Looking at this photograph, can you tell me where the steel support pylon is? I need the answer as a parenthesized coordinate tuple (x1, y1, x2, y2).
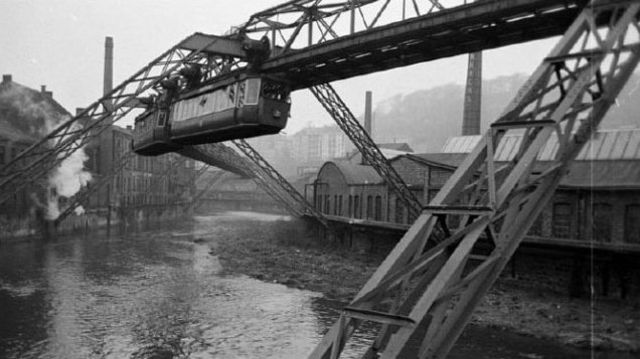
(308, 1, 640, 358)
(310, 84, 423, 218)
(186, 170, 226, 213)
(180, 142, 326, 222)
(232, 139, 329, 227)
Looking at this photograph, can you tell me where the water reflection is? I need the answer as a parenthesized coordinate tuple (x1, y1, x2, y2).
(0, 212, 633, 359)
(0, 215, 326, 358)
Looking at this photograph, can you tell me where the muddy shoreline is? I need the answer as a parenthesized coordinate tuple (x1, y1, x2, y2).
(205, 218, 639, 354)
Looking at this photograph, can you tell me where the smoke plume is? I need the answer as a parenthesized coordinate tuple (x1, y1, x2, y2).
(0, 85, 93, 220)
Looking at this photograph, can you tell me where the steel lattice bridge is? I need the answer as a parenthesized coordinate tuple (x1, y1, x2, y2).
(2, 0, 640, 357)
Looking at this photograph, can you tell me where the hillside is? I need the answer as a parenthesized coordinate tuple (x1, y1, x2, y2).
(371, 73, 640, 152)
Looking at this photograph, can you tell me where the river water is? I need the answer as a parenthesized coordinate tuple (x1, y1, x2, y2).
(0, 212, 630, 358)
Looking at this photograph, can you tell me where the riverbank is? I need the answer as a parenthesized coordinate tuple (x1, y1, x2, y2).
(208, 218, 640, 354)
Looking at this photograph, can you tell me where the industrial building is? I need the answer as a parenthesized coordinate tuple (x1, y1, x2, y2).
(0, 74, 67, 222)
(0, 74, 196, 236)
(312, 129, 640, 298)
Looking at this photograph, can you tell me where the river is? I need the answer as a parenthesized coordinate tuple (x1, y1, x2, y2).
(0, 212, 631, 358)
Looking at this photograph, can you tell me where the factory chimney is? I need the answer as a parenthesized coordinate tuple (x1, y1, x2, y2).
(364, 91, 373, 137)
(103, 37, 114, 97)
(462, 52, 482, 135)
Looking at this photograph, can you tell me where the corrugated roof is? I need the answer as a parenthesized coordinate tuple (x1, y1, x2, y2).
(320, 161, 383, 185)
(441, 128, 640, 161)
(561, 160, 640, 189)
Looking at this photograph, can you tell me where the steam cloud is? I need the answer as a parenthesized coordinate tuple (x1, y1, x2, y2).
(0, 85, 92, 220)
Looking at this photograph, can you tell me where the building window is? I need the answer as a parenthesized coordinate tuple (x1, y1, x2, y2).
(338, 195, 343, 216)
(316, 192, 322, 212)
(625, 204, 640, 244)
(592, 203, 612, 242)
(407, 206, 417, 224)
(354, 195, 361, 219)
(333, 195, 338, 215)
(552, 202, 572, 239)
(366, 195, 373, 219)
(0, 145, 5, 166)
(348, 195, 353, 217)
(374, 195, 382, 221)
(395, 198, 404, 224)
(325, 195, 330, 214)
(528, 213, 543, 236)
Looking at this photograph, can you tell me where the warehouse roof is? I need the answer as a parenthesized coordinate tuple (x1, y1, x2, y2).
(441, 128, 640, 161)
(319, 161, 384, 185)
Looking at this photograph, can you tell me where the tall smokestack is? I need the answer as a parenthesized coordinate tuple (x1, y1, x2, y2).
(462, 52, 482, 135)
(364, 91, 373, 137)
(103, 37, 113, 96)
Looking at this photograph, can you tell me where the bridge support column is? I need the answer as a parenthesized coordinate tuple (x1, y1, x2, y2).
(308, 2, 640, 358)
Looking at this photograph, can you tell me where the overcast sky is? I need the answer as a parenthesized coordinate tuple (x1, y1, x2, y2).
(0, 0, 559, 133)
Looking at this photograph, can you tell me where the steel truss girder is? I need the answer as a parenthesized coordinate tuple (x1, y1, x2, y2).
(309, 1, 640, 358)
(310, 83, 423, 218)
(0, 33, 255, 206)
(232, 139, 329, 227)
(244, 0, 452, 52)
(54, 151, 135, 225)
(186, 170, 226, 212)
(178, 143, 322, 221)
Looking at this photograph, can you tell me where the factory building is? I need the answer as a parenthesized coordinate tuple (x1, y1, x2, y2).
(313, 128, 640, 298)
(0, 74, 196, 236)
(0, 74, 68, 221)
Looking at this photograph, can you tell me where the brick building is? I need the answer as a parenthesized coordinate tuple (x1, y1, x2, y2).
(313, 129, 640, 297)
(0, 75, 70, 220)
(85, 123, 196, 210)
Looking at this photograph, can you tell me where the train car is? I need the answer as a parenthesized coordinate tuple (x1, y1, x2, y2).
(169, 74, 290, 145)
(131, 82, 182, 156)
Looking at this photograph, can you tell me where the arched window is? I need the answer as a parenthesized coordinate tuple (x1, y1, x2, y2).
(348, 195, 353, 217)
(354, 195, 361, 219)
(528, 213, 544, 236)
(316, 192, 322, 212)
(395, 198, 404, 224)
(592, 203, 612, 242)
(374, 195, 382, 221)
(325, 195, 331, 214)
(338, 195, 343, 216)
(366, 195, 373, 219)
(552, 203, 572, 238)
(625, 205, 640, 244)
(334, 195, 338, 215)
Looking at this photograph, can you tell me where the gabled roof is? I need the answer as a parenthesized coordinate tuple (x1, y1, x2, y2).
(0, 77, 71, 143)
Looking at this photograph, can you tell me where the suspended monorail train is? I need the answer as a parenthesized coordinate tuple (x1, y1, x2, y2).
(132, 72, 291, 156)
(131, 78, 182, 156)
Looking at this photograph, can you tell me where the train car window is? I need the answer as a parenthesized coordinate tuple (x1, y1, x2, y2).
(237, 81, 246, 107)
(226, 84, 236, 109)
(262, 81, 287, 101)
(157, 112, 166, 127)
(245, 78, 261, 105)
